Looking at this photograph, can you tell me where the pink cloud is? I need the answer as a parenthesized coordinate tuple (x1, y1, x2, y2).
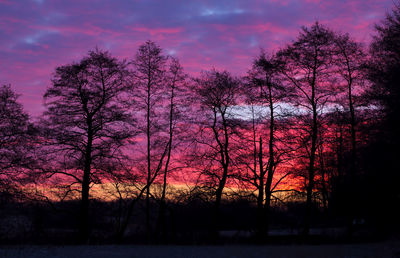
(0, 0, 395, 116)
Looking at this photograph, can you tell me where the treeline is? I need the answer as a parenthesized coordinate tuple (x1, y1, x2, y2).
(1, 6, 399, 244)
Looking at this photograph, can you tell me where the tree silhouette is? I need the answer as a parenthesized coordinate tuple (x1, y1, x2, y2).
(276, 22, 337, 235)
(39, 49, 134, 243)
(130, 40, 169, 241)
(333, 33, 366, 178)
(156, 57, 186, 242)
(0, 85, 32, 201)
(363, 3, 400, 231)
(244, 51, 292, 239)
(1, 12, 399, 244)
(331, 32, 367, 235)
(191, 69, 241, 239)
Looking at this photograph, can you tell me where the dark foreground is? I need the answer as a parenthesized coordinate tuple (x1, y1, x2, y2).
(1, 241, 400, 258)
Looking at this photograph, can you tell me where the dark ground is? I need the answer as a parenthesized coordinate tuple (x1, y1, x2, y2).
(1, 239, 400, 258)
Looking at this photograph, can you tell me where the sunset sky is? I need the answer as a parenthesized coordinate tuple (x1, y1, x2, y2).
(0, 0, 394, 116)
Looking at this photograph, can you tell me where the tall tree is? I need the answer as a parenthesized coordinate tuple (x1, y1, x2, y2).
(40, 49, 133, 243)
(192, 69, 241, 239)
(276, 22, 336, 235)
(130, 40, 168, 240)
(114, 42, 185, 242)
(245, 51, 290, 239)
(0, 85, 32, 201)
(333, 33, 366, 179)
(331, 33, 367, 234)
(156, 57, 186, 242)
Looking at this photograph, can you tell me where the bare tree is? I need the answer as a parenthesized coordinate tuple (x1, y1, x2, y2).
(113, 42, 187, 242)
(333, 34, 366, 178)
(129, 40, 169, 240)
(191, 69, 241, 238)
(39, 49, 134, 243)
(0, 85, 32, 201)
(156, 57, 186, 241)
(243, 51, 293, 239)
(276, 22, 337, 235)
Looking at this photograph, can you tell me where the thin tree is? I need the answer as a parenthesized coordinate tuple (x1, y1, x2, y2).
(245, 51, 290, 239)
(334, 34, 365, 179)
(331, 34, 366, 235)
(192, 69, 240, 239)
(130, 40, 168, 240)
(156, 57, 186, 241)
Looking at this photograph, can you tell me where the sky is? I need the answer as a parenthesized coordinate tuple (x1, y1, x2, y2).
(0, 0, 394, 116)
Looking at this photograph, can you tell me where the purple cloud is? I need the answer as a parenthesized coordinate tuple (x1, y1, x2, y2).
(0, 0, 394, 116)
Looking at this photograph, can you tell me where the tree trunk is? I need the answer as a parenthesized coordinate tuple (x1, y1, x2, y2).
(157, 81, 175, 242)
(256, 137, 265, 240)
(214, 163, 228, 237)
(318, 144, 328, 211)
(79, 120, 93, 243)
(336, 124, 344, 181)
(304, 60, 318, 236)
(146, 81, 151, 242)
(345, 58, 356, 180)
(211, 108, 230, 242)
(304, 102, 317, 236)
(264, 81, 275, 237)
(347, 55, 357, 239)
(116, 180, 150, 241)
